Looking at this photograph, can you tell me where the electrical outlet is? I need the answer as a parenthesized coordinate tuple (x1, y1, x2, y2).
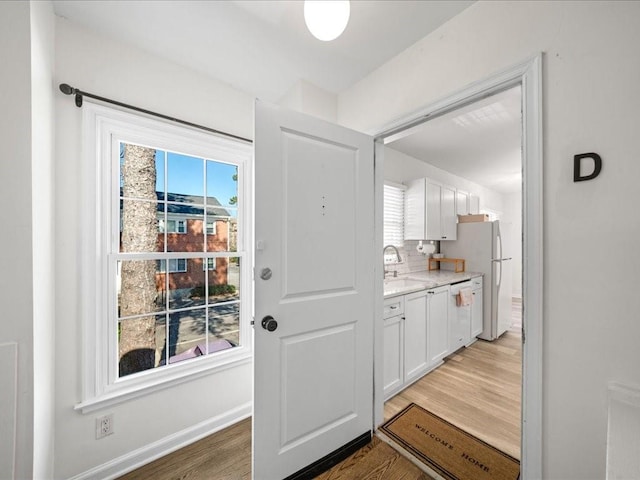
(96, 414, 114, 439)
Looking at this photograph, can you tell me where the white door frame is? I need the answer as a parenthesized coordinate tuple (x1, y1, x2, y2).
(371, 54, 543, 479)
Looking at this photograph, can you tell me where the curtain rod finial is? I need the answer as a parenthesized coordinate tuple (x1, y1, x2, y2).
(59, 83, 74, 95)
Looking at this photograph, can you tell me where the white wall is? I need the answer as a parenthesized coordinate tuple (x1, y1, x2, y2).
(0, 2, 37, 478)
(54, 18, 254, 479)
(384, 146, 505, 213)
(278, 79, 338, 123)
(339, 1, 640, 478)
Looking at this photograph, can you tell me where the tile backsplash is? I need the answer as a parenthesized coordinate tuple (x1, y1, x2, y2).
(383, 240, 439, 276)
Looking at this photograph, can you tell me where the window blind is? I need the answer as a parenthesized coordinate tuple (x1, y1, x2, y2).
(384, 183, 405, 247)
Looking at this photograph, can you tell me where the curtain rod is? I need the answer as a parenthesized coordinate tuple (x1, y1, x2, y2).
(58, 83, 253, 144)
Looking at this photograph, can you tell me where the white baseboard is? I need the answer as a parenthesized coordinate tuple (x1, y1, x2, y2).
(68, 402, 252, 480)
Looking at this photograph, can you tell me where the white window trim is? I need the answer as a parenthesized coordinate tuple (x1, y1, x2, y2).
(77, 102, 253, 414)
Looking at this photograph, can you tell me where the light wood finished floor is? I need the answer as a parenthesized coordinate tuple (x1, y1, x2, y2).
(118, 300, 522, 479)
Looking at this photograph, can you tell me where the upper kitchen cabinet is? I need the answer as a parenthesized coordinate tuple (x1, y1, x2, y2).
(456, 190, 470, 215)
(456, 190, 480, 216)
(469, 194, 480, 214)
(405, 178, 457, 241)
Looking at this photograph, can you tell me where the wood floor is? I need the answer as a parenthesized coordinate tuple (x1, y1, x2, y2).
(119, 300, 522, 479)
(118, 417, 252, 480)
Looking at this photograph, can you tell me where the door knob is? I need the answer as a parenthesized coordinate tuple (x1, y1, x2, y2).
(259, 267, 272, 280)
(261, 315, 278, 332)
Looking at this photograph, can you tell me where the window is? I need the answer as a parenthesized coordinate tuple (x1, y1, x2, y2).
(158, 219, 186, 234)
(79, 102, 253, 412)
(156, 258, 187, 273)
(384, 182, 405, 247)
(203, 257, 216, 271)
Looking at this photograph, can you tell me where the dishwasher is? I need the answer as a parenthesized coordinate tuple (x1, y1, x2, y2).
(449, 280, 473, 351)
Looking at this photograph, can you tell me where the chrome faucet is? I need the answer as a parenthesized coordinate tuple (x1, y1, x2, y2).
(383, 244, 402, 278)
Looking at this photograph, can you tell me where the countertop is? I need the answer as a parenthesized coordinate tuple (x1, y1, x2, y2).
(383, 270, 483, 299)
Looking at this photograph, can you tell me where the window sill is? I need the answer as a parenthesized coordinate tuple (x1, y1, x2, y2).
(75, 347, 252, 414)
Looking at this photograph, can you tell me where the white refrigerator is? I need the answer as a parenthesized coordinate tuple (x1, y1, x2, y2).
(441, 220, 513, 340)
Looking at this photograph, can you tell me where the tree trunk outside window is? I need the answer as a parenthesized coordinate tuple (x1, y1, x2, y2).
(119, 144, 158, 376)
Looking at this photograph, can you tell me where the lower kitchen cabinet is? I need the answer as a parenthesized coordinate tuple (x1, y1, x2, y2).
(383, 297, 404, 399)
(427, 285, 450, 365)
(403, 290, 430, 384)
(383, 285, 451, 400)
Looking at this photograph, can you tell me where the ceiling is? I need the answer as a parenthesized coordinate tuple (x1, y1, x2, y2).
(52, 1, 520, 195)
(387, 86, 523, 194)
(52, 0, 474, 103)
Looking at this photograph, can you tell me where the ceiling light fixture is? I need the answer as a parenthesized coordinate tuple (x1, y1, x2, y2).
(304, 0, 350, 42)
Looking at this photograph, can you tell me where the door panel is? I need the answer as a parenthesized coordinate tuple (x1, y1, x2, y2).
(282, 130, 357, 298)
(281, 323, 356, 448)
(254, 101, 374, 480)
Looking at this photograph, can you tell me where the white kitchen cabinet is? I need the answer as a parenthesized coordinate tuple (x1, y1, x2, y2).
(427, 285, 450, 366)
(456, 190, 470, 215)
(405, 178, 457, 241)
(403, 290, 430, 384)
(456, 190, 481, 216)
(441, 184, 457, 241)
(469, 194, 480, 214)
(470, 276, 483, 339)
(383, 297, 404, 399)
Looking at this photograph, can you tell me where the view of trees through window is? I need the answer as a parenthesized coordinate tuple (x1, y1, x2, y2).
(117, 142, 241, 377)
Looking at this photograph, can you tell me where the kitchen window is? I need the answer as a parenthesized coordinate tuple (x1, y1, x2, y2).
(384, 182, 405, 247)
(78, 102, 253, 412)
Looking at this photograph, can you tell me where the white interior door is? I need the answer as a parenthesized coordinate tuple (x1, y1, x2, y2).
(253, 101, 375, 480)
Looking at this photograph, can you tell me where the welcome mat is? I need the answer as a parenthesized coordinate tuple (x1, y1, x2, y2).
(380, 404, 519, 480)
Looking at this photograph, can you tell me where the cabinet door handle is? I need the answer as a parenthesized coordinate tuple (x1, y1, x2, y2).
(389, 305, 398, 310)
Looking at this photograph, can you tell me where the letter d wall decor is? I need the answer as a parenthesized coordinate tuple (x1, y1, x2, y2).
(574, 152, 602, 182)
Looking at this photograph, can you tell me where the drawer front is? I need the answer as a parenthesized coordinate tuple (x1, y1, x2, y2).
(383, 298, 404, 319)
(471, 276, 483, 289)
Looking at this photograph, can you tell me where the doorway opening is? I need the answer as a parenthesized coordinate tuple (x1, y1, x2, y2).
(382, 83, 522, 456)
(373, 55, 542, 479)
